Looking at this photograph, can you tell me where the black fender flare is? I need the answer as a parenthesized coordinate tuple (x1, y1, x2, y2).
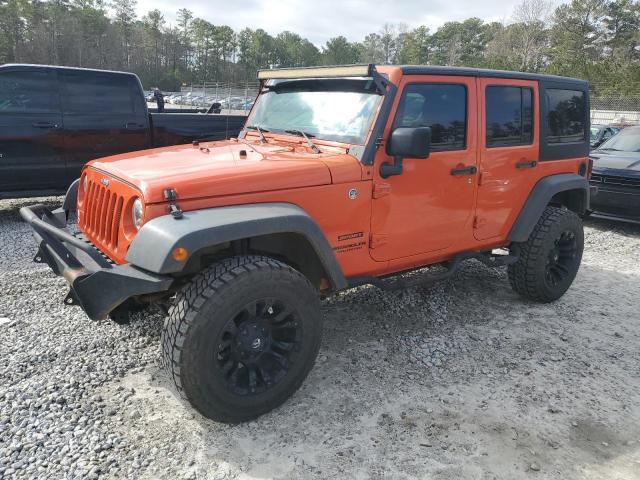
(62, 178, 80, 213)
(126, 202, 348, 290)
(508, 173, 589, 243)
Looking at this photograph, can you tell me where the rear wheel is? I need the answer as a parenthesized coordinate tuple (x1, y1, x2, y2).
(508, 206, 584, 302)
(161, 255, 322, 423)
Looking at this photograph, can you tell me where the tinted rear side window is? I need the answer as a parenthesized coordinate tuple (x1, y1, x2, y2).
(0, 70, 60, 114)
(62, 71, 137, 115)
(546, 89, 585, 144)
(486, 86, 533, 147)
(393, 84, 466, 151)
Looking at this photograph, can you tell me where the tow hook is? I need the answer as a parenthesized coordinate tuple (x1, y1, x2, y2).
(164, 188, 184, 219)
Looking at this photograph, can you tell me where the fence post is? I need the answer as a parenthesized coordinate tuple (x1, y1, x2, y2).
(244, 79, 249, 112)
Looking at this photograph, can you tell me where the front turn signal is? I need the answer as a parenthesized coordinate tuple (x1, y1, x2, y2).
(172, 247, 188, 262)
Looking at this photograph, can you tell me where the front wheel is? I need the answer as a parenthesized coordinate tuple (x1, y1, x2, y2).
(508, 206, 584, 302)
(162, 256, 322, 423)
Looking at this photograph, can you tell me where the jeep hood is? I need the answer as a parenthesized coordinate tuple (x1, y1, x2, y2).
(88, 140, 362, 203)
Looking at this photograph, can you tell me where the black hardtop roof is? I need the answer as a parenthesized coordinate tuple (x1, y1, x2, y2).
(1, 63, 139, 78)
(2, 63, 588, 88)
(398, 65, 588, 87)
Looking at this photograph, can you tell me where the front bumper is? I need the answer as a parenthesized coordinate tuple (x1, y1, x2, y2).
(20, 204, 173, 320)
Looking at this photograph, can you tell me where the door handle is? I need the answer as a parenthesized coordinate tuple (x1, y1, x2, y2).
(32, 121, 59, 129)
(516, 160, 537, 169)
(124, 122, 144, 130)
(450, 165, 477, 176)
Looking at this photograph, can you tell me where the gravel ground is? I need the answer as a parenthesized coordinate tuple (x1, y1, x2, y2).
(1, 197, 639, 480)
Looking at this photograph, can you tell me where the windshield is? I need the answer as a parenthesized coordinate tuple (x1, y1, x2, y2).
(590, 127, 601, 142)
(247, 79, 382, 145)
(598, 127, 640, 152)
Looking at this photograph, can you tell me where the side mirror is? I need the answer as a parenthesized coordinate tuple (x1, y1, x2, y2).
(388, 127, 431, 158)
(380, 127, 431, 178)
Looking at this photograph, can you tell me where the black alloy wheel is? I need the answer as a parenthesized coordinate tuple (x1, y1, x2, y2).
(544, 230, 578, 288)
(217, 299, 302, 396)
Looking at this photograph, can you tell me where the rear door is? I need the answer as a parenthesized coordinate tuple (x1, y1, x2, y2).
(60, 70, 150, 182)
(474, 78, 539, 240)
(0, 67, 66, 192)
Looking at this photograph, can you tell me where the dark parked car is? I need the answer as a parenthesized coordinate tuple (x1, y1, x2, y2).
(589, 125, 640, 223)
(590, 124, 620, 149)
(0, 64, 247, 198)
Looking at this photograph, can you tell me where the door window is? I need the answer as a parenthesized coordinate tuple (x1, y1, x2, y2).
(0, 70, 60, 114)
(393, 84, 467, 152)
(486, 86, 533, 147)
(62, 71, 137, 115)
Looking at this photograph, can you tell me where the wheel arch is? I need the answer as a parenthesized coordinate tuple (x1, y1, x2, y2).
(241, 231, 331, 290)
(548, 188, 587, 214)
(508, 173, 589, 243)
(126, 203, 347, 292)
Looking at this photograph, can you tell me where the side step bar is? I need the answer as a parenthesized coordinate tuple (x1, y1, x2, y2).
(348, 251, 518, 291)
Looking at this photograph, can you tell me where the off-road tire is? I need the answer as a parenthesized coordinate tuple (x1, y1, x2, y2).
(508, 206, 584, 303)
(161, 255, 322, 423)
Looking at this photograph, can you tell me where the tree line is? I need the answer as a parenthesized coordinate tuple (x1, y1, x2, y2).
(0, 0, 638, 96)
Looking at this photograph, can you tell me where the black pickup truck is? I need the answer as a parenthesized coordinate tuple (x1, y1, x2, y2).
(0, 64, 247, 198)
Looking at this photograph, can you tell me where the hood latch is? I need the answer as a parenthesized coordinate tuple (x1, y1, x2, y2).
(164, 188, 183, 219)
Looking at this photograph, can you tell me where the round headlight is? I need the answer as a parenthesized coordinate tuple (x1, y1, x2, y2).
(132, 198, 144, 230)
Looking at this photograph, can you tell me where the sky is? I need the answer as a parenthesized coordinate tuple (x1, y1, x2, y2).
(134, 0, 528, 47)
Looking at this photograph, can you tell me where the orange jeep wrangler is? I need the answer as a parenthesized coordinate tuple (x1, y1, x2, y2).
(22, 64, 592, 423)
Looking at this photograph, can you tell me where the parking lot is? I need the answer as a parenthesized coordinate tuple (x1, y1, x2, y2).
(1, 196, 639, 480)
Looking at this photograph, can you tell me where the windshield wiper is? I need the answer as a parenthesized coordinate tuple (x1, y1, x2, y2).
(246, 125, 268, 143)
(285, 129, 322, 154)
(597, 147, 621, 152)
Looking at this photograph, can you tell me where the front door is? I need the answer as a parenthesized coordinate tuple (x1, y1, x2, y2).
(0, 68, 66, 192)
(474, 78, 539, 240)
(370, 76, 478, 261)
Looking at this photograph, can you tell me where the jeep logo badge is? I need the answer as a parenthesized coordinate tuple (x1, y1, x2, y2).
(100, 178, 109, 187)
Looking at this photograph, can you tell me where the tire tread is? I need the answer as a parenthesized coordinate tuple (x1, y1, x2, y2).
(161, 255, 319, 421)
(508, 206, 583, 302)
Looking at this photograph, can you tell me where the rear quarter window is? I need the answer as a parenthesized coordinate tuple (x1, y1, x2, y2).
(546, 89, 585, 144)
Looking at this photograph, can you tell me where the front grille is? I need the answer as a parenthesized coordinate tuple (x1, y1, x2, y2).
(591, 173, 640, 188)
(80, 179, 125, 251)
